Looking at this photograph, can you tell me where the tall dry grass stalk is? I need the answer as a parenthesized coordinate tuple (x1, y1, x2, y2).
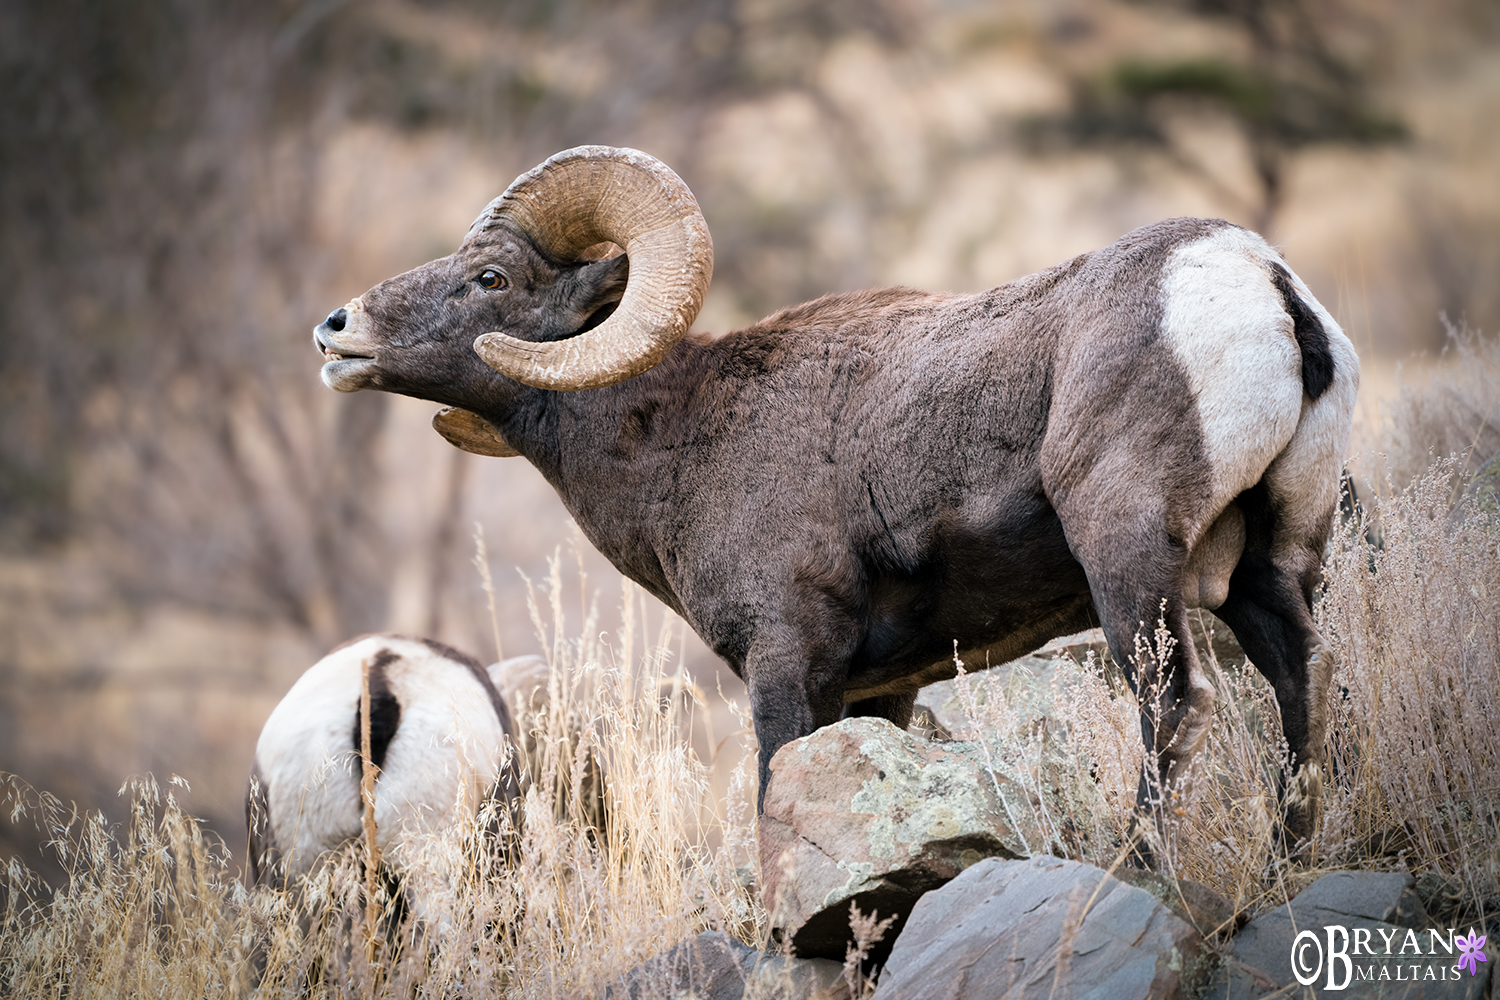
(358, 653, 383, 983)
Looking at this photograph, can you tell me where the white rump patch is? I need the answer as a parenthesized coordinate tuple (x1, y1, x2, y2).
(254, 635, 511, 877)
(1161, 227, 1304, 542)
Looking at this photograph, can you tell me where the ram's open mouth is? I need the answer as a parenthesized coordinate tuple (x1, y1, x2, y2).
(319, 350, 379, 392)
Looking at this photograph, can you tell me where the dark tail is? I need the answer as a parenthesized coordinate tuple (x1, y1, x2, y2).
(1270, 262, 1334, 400)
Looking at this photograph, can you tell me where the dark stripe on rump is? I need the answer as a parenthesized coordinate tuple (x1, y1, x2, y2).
(419, 636, 482, 670)
(465, 659, 522, 808)
(1270, 262, 1333, 401)
(352, 648, 402, 770)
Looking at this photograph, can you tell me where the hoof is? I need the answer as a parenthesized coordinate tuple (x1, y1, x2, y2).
(1276, 762, 1323, 864)
(1123, 817, 1159, 871)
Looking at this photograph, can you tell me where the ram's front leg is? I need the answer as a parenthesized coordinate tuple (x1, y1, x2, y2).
(744, 620, 858, 810)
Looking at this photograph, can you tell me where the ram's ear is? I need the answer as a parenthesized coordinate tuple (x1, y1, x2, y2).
(557, 253, 629, 329)
(432, 407, 519, 457)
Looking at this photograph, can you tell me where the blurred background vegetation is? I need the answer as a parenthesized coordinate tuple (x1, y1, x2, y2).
(2, 0, 1498, 873)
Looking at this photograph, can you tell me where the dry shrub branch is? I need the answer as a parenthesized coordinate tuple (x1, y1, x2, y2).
(1320, 463, 1500, 903)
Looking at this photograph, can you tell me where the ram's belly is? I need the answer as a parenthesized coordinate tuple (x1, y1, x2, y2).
(840, 515, 1094, 703)
(842, 591, 1096, 702)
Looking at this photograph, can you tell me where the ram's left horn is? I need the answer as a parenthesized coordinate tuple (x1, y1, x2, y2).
(432, 407, 520, 458)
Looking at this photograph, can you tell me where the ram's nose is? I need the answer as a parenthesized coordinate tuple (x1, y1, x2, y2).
(325, 307, 348, 332)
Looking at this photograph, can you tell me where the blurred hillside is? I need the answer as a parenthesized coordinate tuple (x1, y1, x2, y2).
(2, 0, 1499, 870)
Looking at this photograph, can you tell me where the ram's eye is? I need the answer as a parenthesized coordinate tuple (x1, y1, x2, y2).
(477, 269, 506, 290)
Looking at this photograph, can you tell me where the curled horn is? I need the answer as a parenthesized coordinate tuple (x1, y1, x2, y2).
(432, 407, 519, 458)
(470, 146, 714, 391)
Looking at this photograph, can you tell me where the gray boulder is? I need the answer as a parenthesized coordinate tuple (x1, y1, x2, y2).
(1204, 870, 1491, 999)
(872, 855, 1207, 1000)
(758, 717, 1029, 961)
(602, 931, 849, 1000)
(909, 623, 1244, 744)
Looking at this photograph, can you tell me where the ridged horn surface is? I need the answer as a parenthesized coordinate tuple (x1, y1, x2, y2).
(431, 407, 520, 458)
(470, 146, 713, 391)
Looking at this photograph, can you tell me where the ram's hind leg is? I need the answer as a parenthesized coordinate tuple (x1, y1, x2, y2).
(1091, 571, 1217, 859)
(1052, 500, 1217, 867)
(1214, 479, 1337, 858)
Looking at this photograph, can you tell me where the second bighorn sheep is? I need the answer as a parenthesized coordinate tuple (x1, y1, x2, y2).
(246, 634, 521, 911)
(313, 146, 1359, 855)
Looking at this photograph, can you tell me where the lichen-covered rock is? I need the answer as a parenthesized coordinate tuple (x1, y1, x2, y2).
(912, 622, 1242, 743)
(1205, 870, 1491, 999)
(602, 931, 849, 1000)
(911, 654, 1063, 739)
(758, 717, 1028, 961)
(871, 856, 1206, 1000)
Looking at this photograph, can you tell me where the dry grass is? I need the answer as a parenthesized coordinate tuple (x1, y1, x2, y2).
(3, 345, 1498, 993)
(1350, 320, 1500, 497)
(1320, 464, 1500, 904)
(1, 553, 763, 998)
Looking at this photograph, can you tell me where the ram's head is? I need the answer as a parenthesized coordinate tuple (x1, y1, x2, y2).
(312, 146, 714, 452)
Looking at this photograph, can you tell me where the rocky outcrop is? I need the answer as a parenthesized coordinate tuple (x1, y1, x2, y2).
(758, 666, 1495, 1000)
(758, 717, 1029, 961)
(1469, 449, 1500, 514)
(910, 653, 1065, 739)
(871, 856, 1207, 1000)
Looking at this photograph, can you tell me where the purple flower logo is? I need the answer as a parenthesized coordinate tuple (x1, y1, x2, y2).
(1456, 929, 1488, 977)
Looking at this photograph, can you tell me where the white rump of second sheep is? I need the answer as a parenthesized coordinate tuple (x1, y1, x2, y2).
(246, 634, 522, 921)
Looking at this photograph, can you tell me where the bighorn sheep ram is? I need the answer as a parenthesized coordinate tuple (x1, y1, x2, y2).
(313, 146, 1358, 854)
(246, 634, 521, 907)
